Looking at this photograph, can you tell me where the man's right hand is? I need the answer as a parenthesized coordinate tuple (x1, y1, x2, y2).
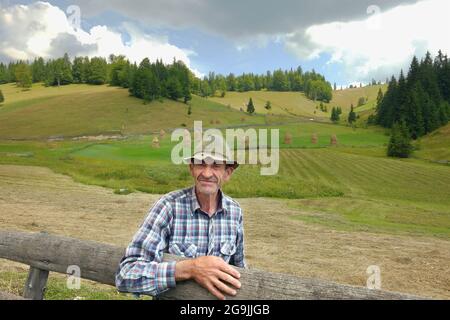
(175, 256, 242, 300)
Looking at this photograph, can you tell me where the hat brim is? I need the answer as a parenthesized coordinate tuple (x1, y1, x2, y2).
(184, 153, 239, 169)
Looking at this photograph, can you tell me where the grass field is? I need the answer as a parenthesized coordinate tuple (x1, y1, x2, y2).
(0, 165, 448, 299)
(0, 133, 448, 237)
(209, 85, 387, 120)
(280, 149, 450, 237)
(0, 119, 391, 199)
(0, 82, 448, 299)
(0, 83, 280, 140)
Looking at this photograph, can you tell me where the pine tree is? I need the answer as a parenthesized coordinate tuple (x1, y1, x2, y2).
(376, 76, 398, 128)
(166, 77, 183, 101)
(31, 57, 46, 83)
(0, 63, 8, 84)
(331, 107, 340, 123)
(387, 121, 413, 158)
(407, 56, 420, 89)
(0, 89, 4, 104)
(265, 101, 272, 110)
(72, 57, 86, 83)
(376, 88, 384, 112)
(15, 63, 32, 89)
(247, 98, 255, 115)
(406, 82, 425, 139)
(394, 70, 408, 124)
(348, 104, 356, 125)
(87, 57, 108, 85)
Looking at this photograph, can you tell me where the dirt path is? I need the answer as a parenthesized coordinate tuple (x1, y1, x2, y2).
(0, 165, 448, 299)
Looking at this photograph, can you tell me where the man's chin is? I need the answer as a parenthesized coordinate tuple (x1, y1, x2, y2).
(196, 184, 219, 195)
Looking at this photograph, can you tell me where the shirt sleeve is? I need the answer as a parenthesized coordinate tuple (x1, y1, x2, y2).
(233, 211, 247, 269)
(115, 198, 177, 296)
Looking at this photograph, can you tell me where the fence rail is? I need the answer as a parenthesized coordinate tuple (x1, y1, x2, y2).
(0, 230, 426, 300)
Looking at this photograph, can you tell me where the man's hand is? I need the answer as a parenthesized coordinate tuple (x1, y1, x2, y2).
(175, 256, 241, 300)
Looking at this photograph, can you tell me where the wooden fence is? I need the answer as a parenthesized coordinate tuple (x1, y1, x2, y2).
(0, 231, 426, 300)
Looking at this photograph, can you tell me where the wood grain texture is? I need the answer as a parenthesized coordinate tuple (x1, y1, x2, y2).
(0, 230, 427, 300)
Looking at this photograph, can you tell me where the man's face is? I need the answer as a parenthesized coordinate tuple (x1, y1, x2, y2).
(190, 161, 234, 196)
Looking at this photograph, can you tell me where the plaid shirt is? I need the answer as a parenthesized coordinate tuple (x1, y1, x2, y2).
(115, 186, 246, 296)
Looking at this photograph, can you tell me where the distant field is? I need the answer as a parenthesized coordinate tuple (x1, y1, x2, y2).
(329, 84, 387, 113)
(210, 91, 325, 119)
(209, 85, 387, 121)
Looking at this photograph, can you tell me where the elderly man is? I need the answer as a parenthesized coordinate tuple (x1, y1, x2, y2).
(116, 138, 246, 300)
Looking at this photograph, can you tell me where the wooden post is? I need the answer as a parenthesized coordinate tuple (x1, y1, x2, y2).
(23, 266, 49, 300)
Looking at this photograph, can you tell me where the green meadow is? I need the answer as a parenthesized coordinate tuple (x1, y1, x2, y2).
(0, 83, 449, 238)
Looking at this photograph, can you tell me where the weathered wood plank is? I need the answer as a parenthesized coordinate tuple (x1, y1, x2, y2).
(0, 230, 427, 300)
(23, 266, 49, 300)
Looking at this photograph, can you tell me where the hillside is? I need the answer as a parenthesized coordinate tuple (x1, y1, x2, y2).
(329, 84, 387, 112)
(209, 85, 387, 120)
(210, 91, 322, 118)
(414, 123, 450, 163)
(0, 83, 273, 139)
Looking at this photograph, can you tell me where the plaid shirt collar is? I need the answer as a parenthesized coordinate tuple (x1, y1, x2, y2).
(190, 186, 227, 216)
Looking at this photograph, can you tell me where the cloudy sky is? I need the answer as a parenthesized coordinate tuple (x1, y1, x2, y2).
(0, 0, 449, 85)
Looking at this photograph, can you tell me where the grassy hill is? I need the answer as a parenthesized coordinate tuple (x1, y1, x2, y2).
(210, 91, 323, 119)
(209, 85, 386, 121)
(329, 84, 387, 113)
(414, 123, 450, 163)
(0, 83, 276, 139)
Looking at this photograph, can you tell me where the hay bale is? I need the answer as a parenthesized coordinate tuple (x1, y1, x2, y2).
(284, 132, 293, 145)
(331, 134, 338, 146)
(311, 134, 318, 145)
(152, 136, 160, 149)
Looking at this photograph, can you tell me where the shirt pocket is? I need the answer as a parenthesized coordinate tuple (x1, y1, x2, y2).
(219, 240, 237, 262)
(169, 242, 198, 258)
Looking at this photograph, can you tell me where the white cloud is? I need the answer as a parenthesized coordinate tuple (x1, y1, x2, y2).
(285, 0, 450, 82)
(0, 1, 202, 77)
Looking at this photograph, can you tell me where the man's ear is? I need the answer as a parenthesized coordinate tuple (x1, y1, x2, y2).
(189, 164, 195, 178)
(223, 167, 234, 182)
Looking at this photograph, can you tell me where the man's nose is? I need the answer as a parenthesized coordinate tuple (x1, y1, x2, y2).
(201, 166, 214, 178)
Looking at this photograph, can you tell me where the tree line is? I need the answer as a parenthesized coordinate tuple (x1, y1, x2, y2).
(0, 56, 333, 103)
(197, 68, 332, 102)
(0, 54, 195, 103)
(376, 50, 450, 139)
